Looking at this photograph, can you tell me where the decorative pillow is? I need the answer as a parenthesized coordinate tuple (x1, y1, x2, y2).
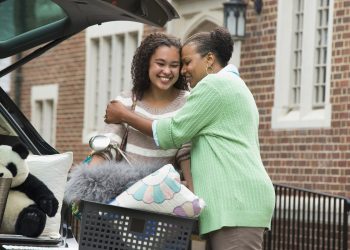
(26, 152, 73, 238)
(109, 164, 205, 218)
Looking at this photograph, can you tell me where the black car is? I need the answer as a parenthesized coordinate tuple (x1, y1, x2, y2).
(0, 0, 179, 247)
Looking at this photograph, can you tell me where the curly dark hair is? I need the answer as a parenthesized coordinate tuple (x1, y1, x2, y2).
(183, 27, 234, 67)
(131, 33, 188, 100)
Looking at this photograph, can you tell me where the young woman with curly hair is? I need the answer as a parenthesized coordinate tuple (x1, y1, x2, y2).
(91, 32, 193, 190)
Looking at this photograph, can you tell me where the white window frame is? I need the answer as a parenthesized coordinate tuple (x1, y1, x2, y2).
(272, 0, 334, 129)
(82, 21, 142, 143)
(31, 84, 58, 147)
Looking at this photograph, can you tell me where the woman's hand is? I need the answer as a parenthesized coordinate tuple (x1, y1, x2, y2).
(105, 100, 154, 137)
(179, 159, 194, 192)
(104, 100, 129, 124)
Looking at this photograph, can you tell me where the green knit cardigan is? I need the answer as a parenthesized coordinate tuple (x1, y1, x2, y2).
(156, 68, 275, 235)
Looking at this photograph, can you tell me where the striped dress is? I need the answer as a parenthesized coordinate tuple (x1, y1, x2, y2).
(101, 90, 190, 169)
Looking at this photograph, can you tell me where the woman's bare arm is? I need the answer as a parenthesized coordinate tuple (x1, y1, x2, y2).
(104, 100, 153, 137)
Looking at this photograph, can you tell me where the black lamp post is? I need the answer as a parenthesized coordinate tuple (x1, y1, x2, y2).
(223, 0, 263, 40)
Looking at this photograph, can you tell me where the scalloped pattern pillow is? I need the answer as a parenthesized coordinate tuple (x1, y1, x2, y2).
(109, 164, 205, 218)
(26, 152, 73, 238)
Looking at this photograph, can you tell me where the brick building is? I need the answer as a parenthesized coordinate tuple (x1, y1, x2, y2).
(2, 0, 349, 198)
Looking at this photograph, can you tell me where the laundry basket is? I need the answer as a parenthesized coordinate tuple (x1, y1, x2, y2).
(0, 178, 12, 225)
(79, 200, 195, 250)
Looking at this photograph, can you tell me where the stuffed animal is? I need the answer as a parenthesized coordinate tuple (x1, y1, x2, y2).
(0, 143, 58, 237)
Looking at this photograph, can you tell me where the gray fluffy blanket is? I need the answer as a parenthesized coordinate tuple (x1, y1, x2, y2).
(64, 160, 161, 204)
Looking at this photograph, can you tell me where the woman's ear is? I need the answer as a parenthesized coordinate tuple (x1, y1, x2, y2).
(206, 52, 215, 67)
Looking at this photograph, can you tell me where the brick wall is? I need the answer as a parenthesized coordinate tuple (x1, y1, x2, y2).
(15, 31, 90, 162)
(240, 0, 350, 198)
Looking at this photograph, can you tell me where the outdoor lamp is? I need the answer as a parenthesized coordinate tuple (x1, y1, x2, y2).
(223, 0, 263, 40)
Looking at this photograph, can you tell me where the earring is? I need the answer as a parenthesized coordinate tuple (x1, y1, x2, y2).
(206, 65, 213, 75)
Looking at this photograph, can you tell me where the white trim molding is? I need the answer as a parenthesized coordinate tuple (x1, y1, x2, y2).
(31, 84, 58, 147)
(182, 13, 221, 39)
(272, 0, 334, 129)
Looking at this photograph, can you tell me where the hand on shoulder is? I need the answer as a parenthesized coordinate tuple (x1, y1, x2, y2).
(104, 100, 128, 124)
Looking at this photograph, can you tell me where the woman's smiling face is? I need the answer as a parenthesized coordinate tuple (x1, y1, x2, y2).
(181, 43, 207, 88)
(148, 45, 180, 91)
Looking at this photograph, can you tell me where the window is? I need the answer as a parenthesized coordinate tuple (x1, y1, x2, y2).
(83, 21, 142, 143)
(31, 84, 58, 146)
(0, 0, 66, 42)
(272, 0, 334, 129)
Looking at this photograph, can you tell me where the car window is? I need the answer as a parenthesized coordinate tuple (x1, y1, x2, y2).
(0, 0, 66, 42)
(0, 112, 22, 147)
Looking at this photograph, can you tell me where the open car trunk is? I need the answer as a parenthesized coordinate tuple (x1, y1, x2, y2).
(0, 0, 179, 247)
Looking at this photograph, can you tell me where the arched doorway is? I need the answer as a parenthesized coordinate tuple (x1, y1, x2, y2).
(185, 20, 218, 39)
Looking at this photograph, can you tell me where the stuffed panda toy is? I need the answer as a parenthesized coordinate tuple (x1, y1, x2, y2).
(0, 143, 58, 237)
